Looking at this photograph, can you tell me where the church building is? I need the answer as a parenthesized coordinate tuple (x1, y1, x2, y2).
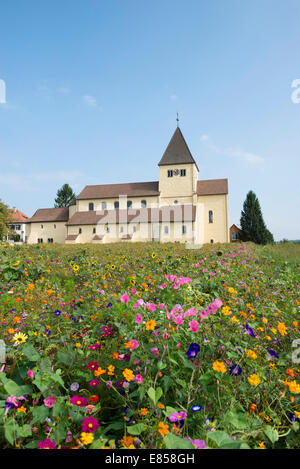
(26, 127, 229, 245)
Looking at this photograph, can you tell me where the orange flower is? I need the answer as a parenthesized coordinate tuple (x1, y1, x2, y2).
(139, 408, 149, 416)
(158, 421, 169, 437)
(157, 403, 165, 409)
(28, 283, 35, 291)
(277, 322, 287, 336)
(107, 365, 115, 376)
(212, 361, 227, 373)
(13, 316, 21, 323)
(145, 320, 156, 330)
(112, 352, 119, 359)
(94, 367, 106, 377)
(286, 368, 297, 378)
(121, 436, 134, 448)
(250, 403, 257, 414)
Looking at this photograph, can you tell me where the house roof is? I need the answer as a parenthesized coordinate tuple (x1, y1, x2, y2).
(66, 234, 79, 241)
(9, 209, 30, 223)
(197, 179, 228, 195)
(158, 127, 199, 170)
(77, 181, 159, 200)
(28, 207, 69, 223)
(66, 205, 196, 226)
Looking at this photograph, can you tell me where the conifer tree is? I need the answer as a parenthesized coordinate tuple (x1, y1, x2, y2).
(54, 184, 76, 208)
(240, 191, 273, 244)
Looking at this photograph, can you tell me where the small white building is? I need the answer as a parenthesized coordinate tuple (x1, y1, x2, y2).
(7, 208, 30, 243)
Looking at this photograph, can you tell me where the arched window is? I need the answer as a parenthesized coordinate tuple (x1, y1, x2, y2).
(209, 210, 213, 223)
(102, 202, 107, 210)
(79, 228, 82, 234)
(141, 200, 147, 208)
(114, 201, 119, 210)
(89, 202, 94, 211)
(174, 200, 178, 205)
(127, 200, 132, 209)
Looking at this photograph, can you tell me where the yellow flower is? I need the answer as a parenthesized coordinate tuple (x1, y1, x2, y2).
(212, 361, 227, 373)
(246, 349, 258, 360)
(81, 432, 94, 445)
(248, 374, 261, 386)
(221, 306, 232, 316)
(145, 320, 156, 330)
(277, 322, 287, 336)
(258, 442, 266, 449)
(123, 368, 134, 382)
(107, 365, 115, 376)
(13, 332, 28, 345)
(75, 343, 81, 348)
(286, 380, 300, 394)
(17, 406, 27, 414)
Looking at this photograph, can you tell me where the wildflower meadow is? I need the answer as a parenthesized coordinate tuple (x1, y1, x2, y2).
(0, 241, 299, 450)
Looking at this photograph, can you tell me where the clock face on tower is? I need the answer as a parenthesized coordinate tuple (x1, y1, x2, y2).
(173, 169, 180, 176)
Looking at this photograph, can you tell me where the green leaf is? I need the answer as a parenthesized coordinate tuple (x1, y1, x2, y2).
(4, 418, 17, 445)
(164, 433, 194, 449)
(17, 424, 32, 438)
(127, 423, 148, 435)
(207, 431, 233, 447)
(157, 361, 166, 370)
(263, 426, 279, 444)
(224, 410, 248, 429)
(31, 405, 49, 424)
(22, 345, 40, 362)
(147, 386, 163, 405)
(57, 350, 74, 367)
(3, 379, 23, 396)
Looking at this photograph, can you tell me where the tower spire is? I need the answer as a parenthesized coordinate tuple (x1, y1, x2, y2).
(176, 112, 179, 127)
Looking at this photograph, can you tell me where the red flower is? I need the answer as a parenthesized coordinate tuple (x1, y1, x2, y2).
(89, 395, 99, 403)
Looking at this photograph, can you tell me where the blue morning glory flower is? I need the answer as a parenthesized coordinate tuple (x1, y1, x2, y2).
(186, 343, 200, 360)
(191, 405, 202, 412)
(229, 364, 242, 376)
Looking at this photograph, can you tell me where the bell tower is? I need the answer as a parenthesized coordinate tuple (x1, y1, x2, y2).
(158, 126, 198, 206)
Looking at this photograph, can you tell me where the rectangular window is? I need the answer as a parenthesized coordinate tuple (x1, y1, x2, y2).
(180, 169, 186, 176)
(47, 238, 53, 243)
(164, 226, 169, 234)
(120, 226, 124, 233)
(182, 225, 187, 235)
(167, 170, 173, 178)
(232, 232, 238, 240)
(102, 202, 107, 210)
(93, 228, 96, 234)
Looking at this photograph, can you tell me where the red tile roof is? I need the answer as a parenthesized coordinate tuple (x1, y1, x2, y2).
(9, 209, 30, 223)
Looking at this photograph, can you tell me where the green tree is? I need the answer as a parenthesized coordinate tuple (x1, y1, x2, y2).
(240, 191, 274, 245)
(54, 184, 76, 208)
(0, 199, 12, 240)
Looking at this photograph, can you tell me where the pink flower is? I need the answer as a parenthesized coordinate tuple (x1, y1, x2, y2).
(136, 314, 143, 323)
(127, 339, 139, 351)
(189, 320, 199, 332)
(150, 347, 159, 357)
(44, 397, 56, 408)
(38, 438, 57, 449)
(163, 332, 170, 340)
(120, 294, 130, 303)
(131, 289, 137, 294)
(82, 416, 100, 433)
(134, 374, 144, 384)
(147, 303, 156, 312)
(27, 370, 34, 380)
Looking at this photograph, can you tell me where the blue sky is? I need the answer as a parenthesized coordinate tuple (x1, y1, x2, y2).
(1, 0, 300, 240)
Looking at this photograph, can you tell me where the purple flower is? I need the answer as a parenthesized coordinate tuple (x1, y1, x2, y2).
(267, 349, 279, 360)
(245, 324, 255, 337)
(229, 364, 242, 376)
(186, 343, 200, 360)
(70, 382, 79, 392)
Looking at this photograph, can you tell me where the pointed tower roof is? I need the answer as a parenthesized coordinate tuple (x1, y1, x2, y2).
(158, 127, 199, 171)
